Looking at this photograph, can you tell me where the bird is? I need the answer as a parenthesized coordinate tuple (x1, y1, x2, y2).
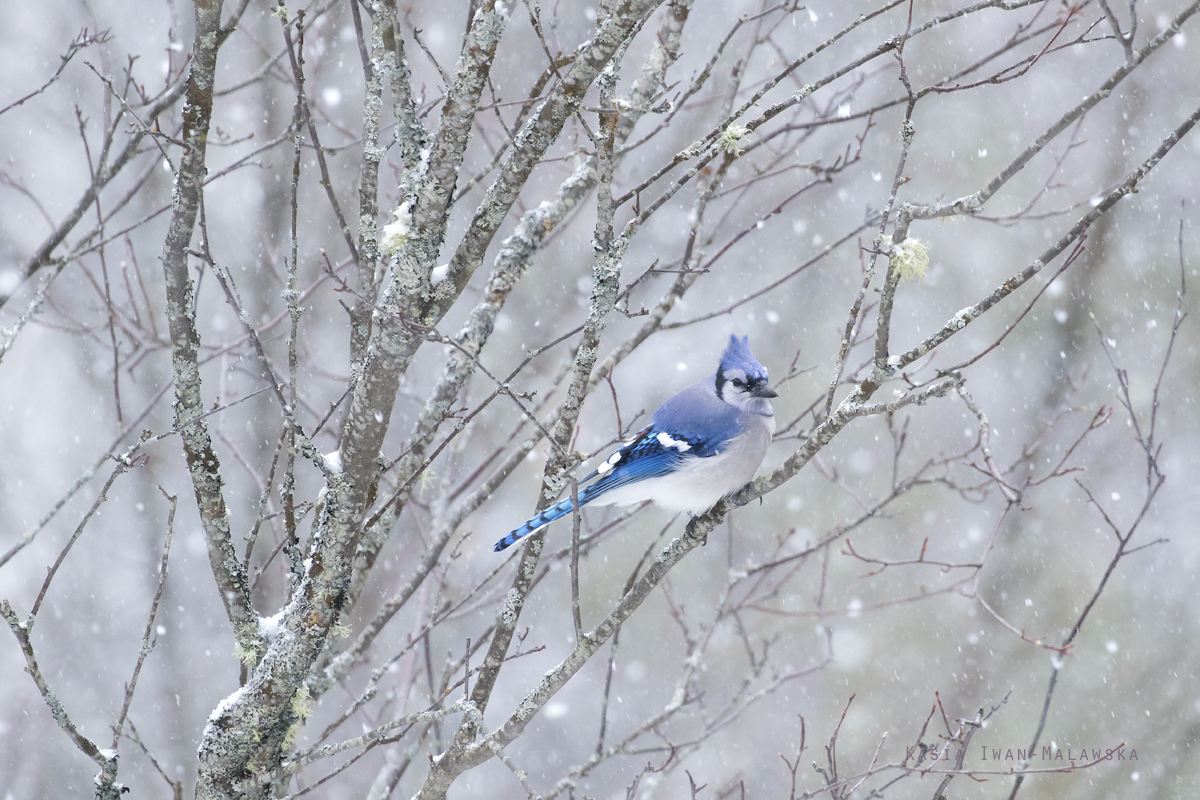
(493, 335, 777, 552)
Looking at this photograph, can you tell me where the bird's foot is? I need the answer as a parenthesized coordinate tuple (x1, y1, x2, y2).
(684, 516, 708, 545)
(727, 484, 757, 507)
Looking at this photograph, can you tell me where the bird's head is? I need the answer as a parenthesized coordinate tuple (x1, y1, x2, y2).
(715, 335, 777, 411)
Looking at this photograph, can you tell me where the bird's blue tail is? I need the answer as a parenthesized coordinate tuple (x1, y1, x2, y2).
(494, 484, 602, 552)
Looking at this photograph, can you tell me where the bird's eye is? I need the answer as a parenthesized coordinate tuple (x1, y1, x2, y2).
(731, 378, 744, 387)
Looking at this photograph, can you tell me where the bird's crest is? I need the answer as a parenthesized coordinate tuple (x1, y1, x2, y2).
(719, 335, 768, 381)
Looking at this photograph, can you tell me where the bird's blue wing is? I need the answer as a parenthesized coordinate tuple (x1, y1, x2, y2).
(579, 425, 691, 496)
(650, 379, 743, 457)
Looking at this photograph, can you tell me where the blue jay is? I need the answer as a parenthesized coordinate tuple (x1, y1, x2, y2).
(493, 335, 777, 552)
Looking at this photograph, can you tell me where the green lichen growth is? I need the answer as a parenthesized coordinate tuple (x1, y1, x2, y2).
(282, 685, 314, 750)
(234, 641, 264, 667)
(281, 722, 301, 751)
(892, 237, 930, 281)
(291, 684, 313, 719)
(718, 124, 751, 156)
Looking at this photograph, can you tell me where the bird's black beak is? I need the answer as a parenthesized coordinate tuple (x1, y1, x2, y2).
(752, 384, 778, 399)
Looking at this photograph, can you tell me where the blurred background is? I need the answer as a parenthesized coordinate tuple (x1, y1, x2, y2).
(1, 0, 1198, 797)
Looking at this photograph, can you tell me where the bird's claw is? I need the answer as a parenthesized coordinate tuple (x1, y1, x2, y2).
(728, 487, 753, 507)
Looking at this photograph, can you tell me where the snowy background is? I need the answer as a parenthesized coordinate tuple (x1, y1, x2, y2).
(1, 0, 1199, 797)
